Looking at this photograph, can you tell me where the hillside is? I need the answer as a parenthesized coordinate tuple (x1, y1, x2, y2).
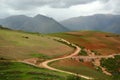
(50, 58, 111, 80)
(0, 14, 68, 33)
(61, 14, 120, 34)
(0, 28, 73, 60)
(49, 31, 120, 55)
(0, 28, 79, 80)
(49, 31, 120, 80)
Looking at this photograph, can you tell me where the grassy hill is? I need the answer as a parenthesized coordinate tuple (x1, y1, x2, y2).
(0, 28, 77, 80)
(49, 31, 120, 55)
(0, 29, 73, 60)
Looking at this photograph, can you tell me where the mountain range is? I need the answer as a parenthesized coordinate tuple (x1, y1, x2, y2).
(61, 14, 120, 34)
(0, 14, 120, 34)
(0, 14, 68, 33)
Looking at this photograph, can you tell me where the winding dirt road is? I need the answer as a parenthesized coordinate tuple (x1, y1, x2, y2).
(40, 45, 93, 80)
(20, 38, 93, 79)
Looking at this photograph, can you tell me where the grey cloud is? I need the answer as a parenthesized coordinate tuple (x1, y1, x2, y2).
(111, 0, 120, 14)
(0, 0, 120, 20)
(103, 0, 120, 14)
(0, 0, 102, 10)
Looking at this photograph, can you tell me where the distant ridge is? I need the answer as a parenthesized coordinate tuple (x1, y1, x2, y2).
(0, 14, 69, 33)
(61, 14, 120, 34)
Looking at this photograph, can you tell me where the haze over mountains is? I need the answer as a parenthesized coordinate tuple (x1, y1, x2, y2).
(0, 14, 68, 33)
(61, 14, 120, 34)
(0, 14, 120, 34)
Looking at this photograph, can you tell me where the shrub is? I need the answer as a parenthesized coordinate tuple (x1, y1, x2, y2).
(79, 49, 87, 56)
(100, 55, 120, 80)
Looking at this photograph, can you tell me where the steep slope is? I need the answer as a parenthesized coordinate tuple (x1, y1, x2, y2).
(61, 14, 120, 33)
(0, 14, 68, 33)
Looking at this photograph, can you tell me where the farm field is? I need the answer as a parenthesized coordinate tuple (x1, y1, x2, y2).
(49, 58, 112, 80)
(49, 31, 120, 55)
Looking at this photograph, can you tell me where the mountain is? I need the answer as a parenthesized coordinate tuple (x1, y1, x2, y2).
(0, 15, 31, 30)
(0, 14, 68, 33)
(61, 14, 120, 33)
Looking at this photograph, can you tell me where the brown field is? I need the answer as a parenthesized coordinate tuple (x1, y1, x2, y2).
(50, 58, 111, 80)
(50, 31, 120, 55)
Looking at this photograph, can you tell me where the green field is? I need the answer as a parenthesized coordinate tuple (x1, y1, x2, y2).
(0, 61, 88, 80)
(0, 61, 68, 80)
(49, 59, 112, 80)
(0, 29, 73, 60)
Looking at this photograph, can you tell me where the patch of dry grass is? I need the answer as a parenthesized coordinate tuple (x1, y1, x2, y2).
(0, 29, 74, 60)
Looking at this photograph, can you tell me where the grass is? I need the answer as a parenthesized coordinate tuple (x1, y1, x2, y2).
(31, 53, 51, 59)
(0, 61, 69, 80)
(49, 59, 112, 80)
(0, 61, 87, 80)
(0, 29, 74, 60)
(49, 31, 120, 55)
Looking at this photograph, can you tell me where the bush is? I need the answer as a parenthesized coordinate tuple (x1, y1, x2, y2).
(79, 49, 87, 56)
(100, 55, 120, 78)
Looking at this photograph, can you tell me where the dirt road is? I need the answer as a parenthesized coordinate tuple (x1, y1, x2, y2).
(40, 45, 93, 80)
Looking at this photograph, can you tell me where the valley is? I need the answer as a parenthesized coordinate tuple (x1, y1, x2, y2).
(0, 0, 120, 80)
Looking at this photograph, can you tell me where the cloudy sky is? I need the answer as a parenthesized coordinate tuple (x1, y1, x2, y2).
(0, 0, 120, 21)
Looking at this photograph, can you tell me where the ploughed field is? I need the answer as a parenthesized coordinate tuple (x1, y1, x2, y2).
(50, 31, 120, 55)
